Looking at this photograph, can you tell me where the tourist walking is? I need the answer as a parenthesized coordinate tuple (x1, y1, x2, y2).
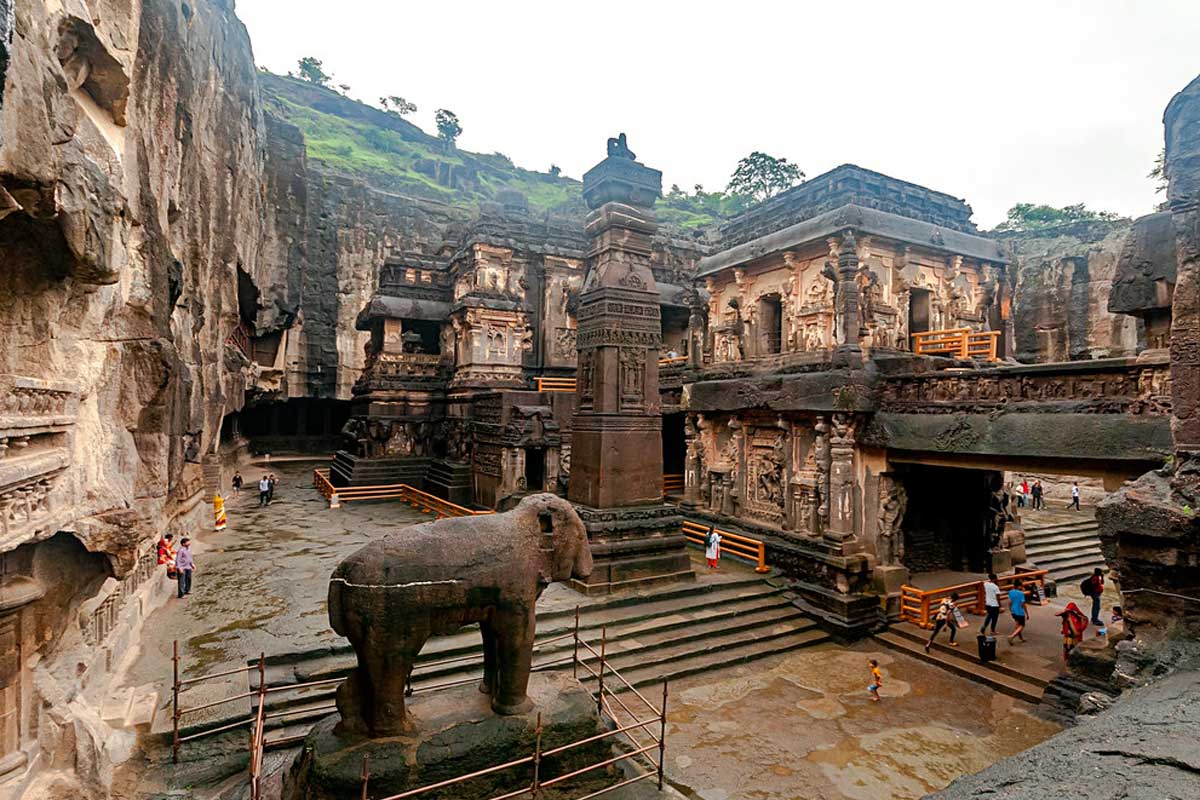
(1031, 481, 1044, 510)
(1056, 602, 1089, 661)
(175, 537, 195, 598)
(258, 474, 271, 506)
(981, 572, 1002, 635)
(232, 471, 243, 496)
(925, 593, 960, 651)
(1069, 482, 1081, 511)
(268, 473, 278, 503)
(1015, 481, 1026, 508)
(704, 526, 721, 570)
(868, 659, 883, 702)
(1082, 568, 1105, 626)
(1007, 581, 1029, 643)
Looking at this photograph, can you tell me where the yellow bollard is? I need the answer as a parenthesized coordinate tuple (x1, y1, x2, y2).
(213, 493, 227, 531)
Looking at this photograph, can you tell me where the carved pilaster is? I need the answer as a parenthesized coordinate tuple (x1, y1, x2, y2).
(825, 413, 857, 552)
(832, 230, 864, 366)
(814, 416, 831, 526)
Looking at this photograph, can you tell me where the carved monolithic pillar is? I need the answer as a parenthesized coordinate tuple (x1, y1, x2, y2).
(825, 413, 857, 553)
(567, 135, 692, 594)
(832, 229, 864, 367)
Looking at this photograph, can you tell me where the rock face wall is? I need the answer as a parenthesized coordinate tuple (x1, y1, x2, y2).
(1097, 73, 1200, 665)
(1002, 221, 1141, 362)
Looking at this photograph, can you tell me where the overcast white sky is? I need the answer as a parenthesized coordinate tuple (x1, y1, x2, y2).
(236, 0, 1199, 228)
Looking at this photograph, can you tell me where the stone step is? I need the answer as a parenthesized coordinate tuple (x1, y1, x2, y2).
(267, 589, 795, 692)
(1030, 553, 1106, 575)
(125, 685, 160, 728)
(261, 576, 775, 679)
(1021, 521, 1099, 538)
(1024, 539, 1105, 559)
(615, 627, 830, 689)
(1023, 526, 1102, 545)
(883, 625, 1052, 689)
(874, 630, 1046, 704)
(262, 608, 817, 722)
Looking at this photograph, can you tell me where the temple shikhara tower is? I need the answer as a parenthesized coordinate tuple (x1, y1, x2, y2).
(567, 135, 693, 592)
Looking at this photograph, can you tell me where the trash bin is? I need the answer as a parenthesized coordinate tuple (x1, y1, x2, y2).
(977, 634, 997, 663)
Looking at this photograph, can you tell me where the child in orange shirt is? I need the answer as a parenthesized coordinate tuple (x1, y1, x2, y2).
(868, 659, 883, 702)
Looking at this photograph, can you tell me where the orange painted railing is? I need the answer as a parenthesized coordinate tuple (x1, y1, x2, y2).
(658, 356, 687, 367)
(899, 570, 1049, 629)
(911, 328, 1000, 361)
(536, 377, 576, 393)
(662, 474, 684, 494)
(313, 469, 492, 518)
(681, 520, 769, 574)
(226, 321, 252, 360)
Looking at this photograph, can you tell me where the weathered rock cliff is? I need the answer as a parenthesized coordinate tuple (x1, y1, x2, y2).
(1001, 220, 1141, 362)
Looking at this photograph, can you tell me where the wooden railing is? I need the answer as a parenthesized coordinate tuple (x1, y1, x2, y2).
(911, 328, 1000, 361)
(225, 321, 252, 360)
(536, 377, 576, 393)
(658, 356, 687, 367)
(899, 570, 1049, 629)
(313, 469, 492, 518)
(662, 474, 684, 495)
(681, 520, 769, 574)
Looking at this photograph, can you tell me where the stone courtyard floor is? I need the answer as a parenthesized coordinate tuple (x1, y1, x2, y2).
(120, 459, 1063, 799)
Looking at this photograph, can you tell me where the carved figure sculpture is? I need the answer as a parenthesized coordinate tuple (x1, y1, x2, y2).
(606, 132, 636, 160)
(327, 494, 593, 737)
(877, 475, 907, 566)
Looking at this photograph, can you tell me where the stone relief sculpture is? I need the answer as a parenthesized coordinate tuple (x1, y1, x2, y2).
(327, 494, 593, 737)
(877, 475, 907, 566)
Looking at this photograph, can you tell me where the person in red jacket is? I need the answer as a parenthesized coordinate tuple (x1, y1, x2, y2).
(156, 532, 176, 575)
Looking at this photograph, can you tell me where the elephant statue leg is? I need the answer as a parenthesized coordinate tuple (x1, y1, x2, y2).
(490, 606, 536, 715)
(479, 617, 498, 696)
(334, 655, 372, 737)
(364, 624, 428, 736)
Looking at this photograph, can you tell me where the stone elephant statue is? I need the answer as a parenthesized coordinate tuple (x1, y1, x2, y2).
(327, 493, 592, 737)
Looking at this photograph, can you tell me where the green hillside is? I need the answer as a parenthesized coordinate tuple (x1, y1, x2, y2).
(260, 72, 724, 229)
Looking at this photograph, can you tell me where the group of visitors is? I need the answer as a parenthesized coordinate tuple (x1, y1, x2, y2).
(231, 469, 279, 507)
(1013, 478, 1082, 510)
(1014, 479, 1044, 509)
(156, 531, 195, 599)
(922, 567, 1109, 663)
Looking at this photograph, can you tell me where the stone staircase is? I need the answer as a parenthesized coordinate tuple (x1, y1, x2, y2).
(246, 576, 829, 742)
(329, 451, 430, 487)
(874, 624, 1050, 704)
(1022, 516, 1106, 585)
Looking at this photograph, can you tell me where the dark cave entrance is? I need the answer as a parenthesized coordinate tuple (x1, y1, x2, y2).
(232, 398, 352, 454)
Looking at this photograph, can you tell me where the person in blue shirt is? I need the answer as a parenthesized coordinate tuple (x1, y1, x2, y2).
(1007, 581, 1029, 643)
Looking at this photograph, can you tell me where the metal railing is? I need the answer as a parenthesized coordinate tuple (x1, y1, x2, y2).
(680, 519, 770, 574)
(176, 613, 668, 800)
(911, 328, 1000, 361)
(313, 468, 492, 517)
(898, 569, 1049, 629)
(662, 474, 684, 495)
(536, 377, 577, 393)
(226, 321, 252, 360)
(358, 622, 668, 800)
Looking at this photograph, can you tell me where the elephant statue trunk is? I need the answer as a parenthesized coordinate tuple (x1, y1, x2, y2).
(328, 493, 592, 737)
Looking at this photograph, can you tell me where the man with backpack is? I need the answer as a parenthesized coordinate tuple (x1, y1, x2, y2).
(1081, 568, 1104, 626)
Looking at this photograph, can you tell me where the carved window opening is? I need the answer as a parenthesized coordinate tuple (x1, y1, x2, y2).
(759, 294, 783, 355)
(401, 319, 441, 355)
(908, 288, 932, 338)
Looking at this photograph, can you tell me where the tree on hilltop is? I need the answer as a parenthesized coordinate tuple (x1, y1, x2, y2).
(994, 203, 1120, 232)
(435, 109, 462, 149)
(294, 57, 330, 87)
(380, 96, 418, 117)
(726, 152, 804, 202)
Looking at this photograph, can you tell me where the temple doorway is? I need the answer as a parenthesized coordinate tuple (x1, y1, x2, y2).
(525, 447, 546, 492)
(909, 288, 932, 336)
(899, 464, 997, 575)
(662, 413, 686, 476)
(759, 294, 783, 354)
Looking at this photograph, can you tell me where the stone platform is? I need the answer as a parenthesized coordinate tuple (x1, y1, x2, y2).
(288, 673, 612, 800)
